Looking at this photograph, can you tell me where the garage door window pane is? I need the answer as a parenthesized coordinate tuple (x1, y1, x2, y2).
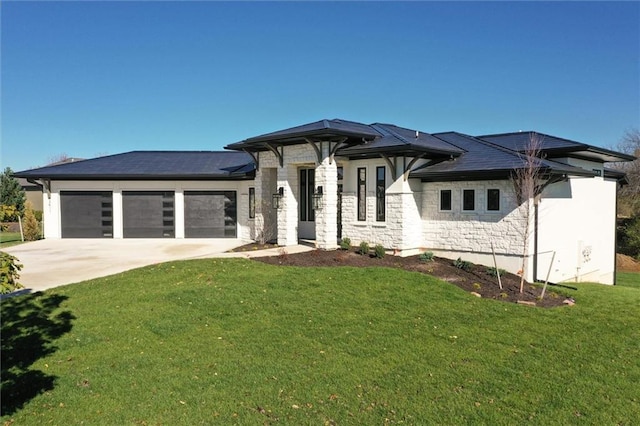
(61, 191, 113, 238)
(123, 191, 175, 238)
(184, 191, 237, 238)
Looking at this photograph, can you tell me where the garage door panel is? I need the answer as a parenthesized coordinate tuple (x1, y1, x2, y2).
(123, 191, 175, 238)
(61, 191, 113, 238)
(184, 191, 236, 238)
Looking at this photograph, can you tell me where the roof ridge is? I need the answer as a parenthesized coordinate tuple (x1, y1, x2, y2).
(372, 123, 411, 145)
(430, 132, 468, 153)
(462, 132, 542, 162)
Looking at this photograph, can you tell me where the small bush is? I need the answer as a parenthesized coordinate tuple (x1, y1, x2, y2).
(34, 210, 43, 222)
(0, 204, 18, 222)
(499, 292, 508, 299)
(340, 237, 351, 250)
(419, 251, 434, 262)
(1, 251, 24, 294)
(486, 267, 506, 277)
(22, 201, 41, 241)
(472, 283, 482, 290)
(374, 244, 385, 259)
(358, 241, 370, 256)
(617, 215, 640, 260)
(453, 257, 473, 272)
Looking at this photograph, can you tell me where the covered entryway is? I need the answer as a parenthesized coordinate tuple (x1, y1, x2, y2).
(60, 191, 113, 238)
(123, 191, 175, 238)
(184, 191, 237, 238)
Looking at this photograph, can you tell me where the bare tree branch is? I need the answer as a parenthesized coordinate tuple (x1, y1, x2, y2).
(511, 132, 545, 294)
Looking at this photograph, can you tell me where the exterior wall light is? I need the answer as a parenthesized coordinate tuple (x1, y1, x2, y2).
(272, 187, 284, 209)
(312, 185, 323, 210)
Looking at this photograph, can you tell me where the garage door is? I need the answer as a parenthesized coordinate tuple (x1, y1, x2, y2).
(184, 191, 237, 238)
(60, 191, 113, 238)
(123, 191, 175, 238)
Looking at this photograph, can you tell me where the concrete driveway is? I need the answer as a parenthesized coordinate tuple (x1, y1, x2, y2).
(3, 238, 247, 292)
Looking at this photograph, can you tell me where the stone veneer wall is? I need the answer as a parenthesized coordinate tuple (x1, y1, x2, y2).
(421, 179, 532, 278)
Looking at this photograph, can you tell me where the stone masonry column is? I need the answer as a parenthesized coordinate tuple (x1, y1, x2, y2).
(277, 163, 299, 246)
(315, 155, 338, 250)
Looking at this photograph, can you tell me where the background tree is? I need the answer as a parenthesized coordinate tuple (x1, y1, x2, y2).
(610, 129, 640, 260)
(0, 167, 26, 219)
(610, 129, 640, 217)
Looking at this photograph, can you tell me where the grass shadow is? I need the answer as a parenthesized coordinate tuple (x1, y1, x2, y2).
(1, 291, 75, 416)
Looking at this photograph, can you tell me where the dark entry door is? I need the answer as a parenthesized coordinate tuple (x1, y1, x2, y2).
(298, 168, 316, 240)
(184, 191, 237, 238)
(60, 191, 113, 238)
(123, 191, 175, 238)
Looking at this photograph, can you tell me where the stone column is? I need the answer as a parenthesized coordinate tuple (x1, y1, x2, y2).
(315, 155, 338, 250)
(277, 164, 299, 246)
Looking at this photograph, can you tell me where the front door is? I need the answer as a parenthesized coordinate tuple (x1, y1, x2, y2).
(298, 168, 316, 240)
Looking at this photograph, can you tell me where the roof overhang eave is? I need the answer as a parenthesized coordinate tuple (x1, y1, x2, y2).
(226, 130, 379, 151)
(11, 174, 255, 181)
(337, 145, 462, 159)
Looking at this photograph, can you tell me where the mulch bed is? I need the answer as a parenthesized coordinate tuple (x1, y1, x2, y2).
(244, 245, 571, 308)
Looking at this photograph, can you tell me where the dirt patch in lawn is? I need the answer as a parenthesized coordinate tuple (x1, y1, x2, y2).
(617, 253, 640, 272)
(249, 246, 571, 308)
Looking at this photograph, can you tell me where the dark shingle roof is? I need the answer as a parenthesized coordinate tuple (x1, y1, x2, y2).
(227, 119, 463, 158)
(225, 119, 380, 150)
(336, 123, 463, 158)
(410, 132, 596, 181)
(478, 131, 635, 163)
(14, 151, 255, 180)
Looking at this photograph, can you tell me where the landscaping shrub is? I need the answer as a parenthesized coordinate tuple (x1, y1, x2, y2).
(419, 251, 434, 262)
(617, 216, 640, 260)
(339, 237, 351, 250)
(453, 257, 473, 272)
(374, 244, 385, 259)
(486, 266, 506, 277)
(358, 241, 370, 256)
(0, 251, 23, 294)
(22, 201, 40, 241)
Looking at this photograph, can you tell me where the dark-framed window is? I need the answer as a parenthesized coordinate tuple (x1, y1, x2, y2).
(357, 167, 366, 221)
(299, 169, 315, 222)
(376, 166, 385, 221)
(440, 190, 452, 211)
(462, 189, 475, 211)
(249, 187, 255, 219)
(487, 189, 500, 211)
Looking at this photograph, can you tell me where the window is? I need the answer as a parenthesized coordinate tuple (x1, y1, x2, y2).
(463, 189, 475, 211)
(440, 190, 452, 211)
(357, 167, 366, 221)
(249, 187, 255, 219)
(299, 169, 315, 222)
(376, 166, 385, 221)
(592, 169, 602, 177)
(487, 189, 500, 211)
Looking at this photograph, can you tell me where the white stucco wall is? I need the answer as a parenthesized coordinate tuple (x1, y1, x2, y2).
(42, 180, 251, 240)
(536, 175, 617, 284)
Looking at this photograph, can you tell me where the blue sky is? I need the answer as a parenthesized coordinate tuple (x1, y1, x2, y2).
(2, 1, 639, 172)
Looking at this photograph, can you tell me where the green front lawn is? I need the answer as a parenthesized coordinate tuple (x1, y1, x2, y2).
(0, 232, 23, 248)
(2, 259, 639, 424)
(617, 271, 640, 288)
